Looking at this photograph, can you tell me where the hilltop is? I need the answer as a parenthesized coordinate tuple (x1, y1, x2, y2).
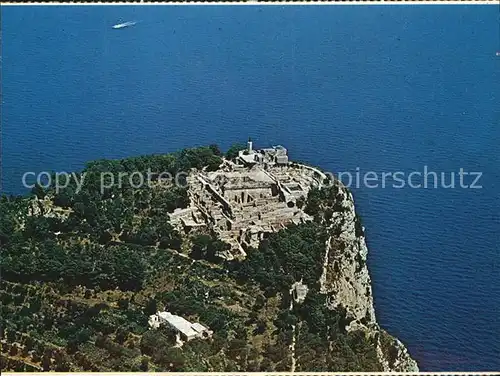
(0, 142, 417, 372)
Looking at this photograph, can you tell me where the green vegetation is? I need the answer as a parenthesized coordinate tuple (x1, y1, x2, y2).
(225, 142, 247, 160)
(230, 223, 327, 296)
(1, 145, 381, 371)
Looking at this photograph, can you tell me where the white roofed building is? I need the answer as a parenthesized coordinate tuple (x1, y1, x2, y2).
(148, 311, 213, 342)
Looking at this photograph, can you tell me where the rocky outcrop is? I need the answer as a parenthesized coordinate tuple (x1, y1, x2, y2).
(377, 330, 420, 372)
(320, 183, 419, 372)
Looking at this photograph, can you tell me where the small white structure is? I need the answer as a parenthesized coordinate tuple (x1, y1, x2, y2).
(291, 281, 309, 304)
(148, 311, 212, 341)
(237, 140, 290, 167)
(238, 138, 259, 166)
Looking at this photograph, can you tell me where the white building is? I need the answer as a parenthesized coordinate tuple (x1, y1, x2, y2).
(148, 311, 212, 341)
(237, 140, 290, 167)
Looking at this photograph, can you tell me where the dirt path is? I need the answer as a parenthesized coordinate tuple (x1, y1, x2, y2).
(319, 236, 331, 293)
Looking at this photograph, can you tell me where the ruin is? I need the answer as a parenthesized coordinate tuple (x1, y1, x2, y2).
(170, 139, 328, 259)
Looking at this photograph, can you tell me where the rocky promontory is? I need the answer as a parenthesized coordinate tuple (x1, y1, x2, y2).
(318, 182, 418, 372)
(1, 142, 418, 372)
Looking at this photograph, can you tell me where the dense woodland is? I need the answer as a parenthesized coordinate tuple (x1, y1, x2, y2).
(0, 145, 382, 371)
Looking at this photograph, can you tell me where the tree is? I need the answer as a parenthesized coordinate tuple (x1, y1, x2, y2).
(31, 183, 46, 199)
(190, 234, 227, 263)
(190, 234, 212, 260)
(118, 298, 130, 310)
(296, 195, 306, 209)
(154, 347, 185, 371)
(140, 329, 176, 357)
(53, 186, 75, 208)
(209, 144, 222, 156)
(42, 353, 51, 371)
(143, 297, 157, 316)
(115, 327, 129, 344)
(9, 344, 18, 356)
(208, 240, 230, 263)
(103, 246, 146, 291)
(253, 320, 267, 335)
(66, 328, 92, 354)
(140, 357, 149, 371)
(225, 143, 246, 160)
(6, 330, 17, 343)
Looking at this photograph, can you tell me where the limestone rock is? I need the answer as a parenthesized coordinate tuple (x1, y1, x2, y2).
(322, 183, 419, 372)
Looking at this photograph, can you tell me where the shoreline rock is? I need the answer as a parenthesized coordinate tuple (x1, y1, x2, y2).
(321, 182, 419, 372)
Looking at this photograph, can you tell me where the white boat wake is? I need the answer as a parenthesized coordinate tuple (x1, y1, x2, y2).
(112, 21, 138, 30)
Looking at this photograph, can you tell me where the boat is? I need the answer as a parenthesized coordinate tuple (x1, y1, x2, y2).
(496, 52, 500, 57)
(112, 21, 137, 29)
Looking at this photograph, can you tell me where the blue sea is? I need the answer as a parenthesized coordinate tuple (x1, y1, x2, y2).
(2, 4, 499, 371)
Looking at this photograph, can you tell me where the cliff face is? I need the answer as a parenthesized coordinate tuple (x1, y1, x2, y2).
(319, 183, 419, 372)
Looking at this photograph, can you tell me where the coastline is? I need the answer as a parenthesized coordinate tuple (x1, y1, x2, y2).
(1, 148, 419, 371)
(318, 179, 419, 371)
